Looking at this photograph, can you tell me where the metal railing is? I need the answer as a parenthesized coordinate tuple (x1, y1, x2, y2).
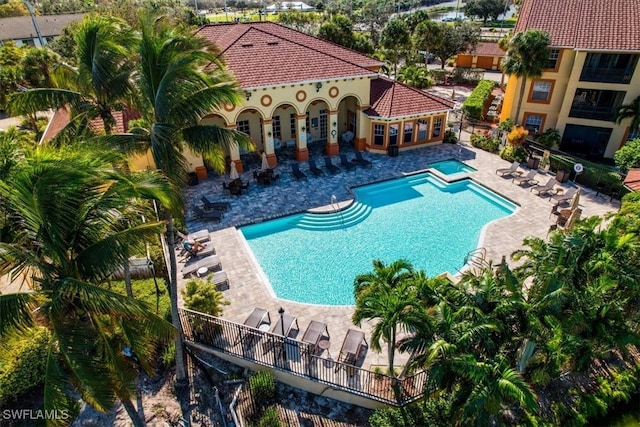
(179, 308, 429, 406)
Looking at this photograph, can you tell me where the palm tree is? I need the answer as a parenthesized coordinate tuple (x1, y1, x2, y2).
(352, 259, 427, 378)
(614, 95, 640, 132)
(130, 13, 251, 383)
(500, 30, 551, 125)
(0, 147, 175, 427)
(9, 15, 136, 137)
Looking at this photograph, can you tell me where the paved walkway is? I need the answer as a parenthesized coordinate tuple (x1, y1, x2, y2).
(179, 140, 620, 371)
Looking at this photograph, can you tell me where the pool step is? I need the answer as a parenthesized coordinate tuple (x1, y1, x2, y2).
(293, 202, 373, 231)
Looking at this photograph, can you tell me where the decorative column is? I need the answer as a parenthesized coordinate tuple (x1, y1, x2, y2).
(226, 123, 244, 173)
(325, 109, 340, 156)
(354, 105, 370, 151)
(261, 118, 277, 167)
(295, 113, 308, 161)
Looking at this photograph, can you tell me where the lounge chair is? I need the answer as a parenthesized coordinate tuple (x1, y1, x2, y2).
(530, 177, 557, 195)
(324, 156, 341, 174)
(308, 159, 325, 177)
(512, 169, 538, 186)
(181, 255, 221, 278)
(549, 187, 578, 205)
(208, 270, 229, 289)
(194, 206, 223, 222)
(183, 241, 216, 261)
(200, 196, 230, 211)
(291, 163, 308, 181)
(337, 328, 366, 366)
(301, 320, 329, 352)
(352, 151, 372, 168)
(243, 307, 271, 329)
(339, 154, 356, 171)
(496, 161, 519, 177)
(270, 313, 299, 338)
(178, 229, 210, 244)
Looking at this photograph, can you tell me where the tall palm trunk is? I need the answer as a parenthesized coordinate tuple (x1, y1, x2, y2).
(124, 261, 133, 298)
(120, 398, 146, 427)
(388, 326, 396, 378)
(165, 214, 187, 383)
(514, 76, 527, 125)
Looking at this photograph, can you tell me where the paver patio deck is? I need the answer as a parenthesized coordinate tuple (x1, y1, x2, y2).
(179, 141, 620, 371)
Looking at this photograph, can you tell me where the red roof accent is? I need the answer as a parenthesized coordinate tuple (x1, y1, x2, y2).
(624, 168, 640, 192)
(41, 107, 70, 143)
(365, 77, 455, 119)
(42, 107, 139, 142)
(465, 42, 504, 56)
(196, 22, 382, 88)
(515, 0, 640, 51)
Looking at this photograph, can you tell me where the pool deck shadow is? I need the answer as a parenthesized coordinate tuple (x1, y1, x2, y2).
(179, 143, 620, 372)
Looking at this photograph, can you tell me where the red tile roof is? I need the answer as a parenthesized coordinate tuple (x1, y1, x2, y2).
(624, 168, 640, 192)
(515, 0, 640, 51)
(465, 42, 504, 57)
(196, 22, 382, 88)
(364, 77, 455, 119)
(41, 107, 139, 142)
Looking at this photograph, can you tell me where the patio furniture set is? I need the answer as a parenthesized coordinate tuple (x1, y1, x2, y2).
(177, 229, 230, 289)
(290, 152, 373, 181)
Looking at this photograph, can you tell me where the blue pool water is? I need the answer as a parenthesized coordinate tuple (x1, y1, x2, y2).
(429, 159, 476, 176)
(241, 173, 516, 306)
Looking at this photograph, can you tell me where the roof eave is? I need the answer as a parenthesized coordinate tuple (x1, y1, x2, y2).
(241, 73, 378, 91)
(365, 108, 454, 120)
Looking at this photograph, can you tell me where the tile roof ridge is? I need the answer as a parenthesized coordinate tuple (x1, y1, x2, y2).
(378, 75, 454, 107)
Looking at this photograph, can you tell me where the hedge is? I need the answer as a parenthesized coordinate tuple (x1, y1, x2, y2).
(462, 80, 495, 120)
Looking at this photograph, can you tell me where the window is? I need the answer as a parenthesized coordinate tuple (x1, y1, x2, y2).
(237, 120, 250, 135)
(580, 53, 638, 84)
(569, 89, 626, 121)
(523, 114, 544, 133)
(417, 120, 428, 141)
(272, 116, 281, 139)
(319, 109, 327, 139)
(530, 81, 553, 102)
(403, 122, 413, 143)
(560, 124, 612, 159)
(431, 117, 442, 138)
(373, 124, 385, 146)
(389, 124, 399, 146)
(627, 129, 640, 142)
(289, 113, 296, 138)
(547, 49, 560, 69)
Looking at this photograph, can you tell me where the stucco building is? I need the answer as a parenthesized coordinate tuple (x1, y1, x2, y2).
(500, 0, 640, 160)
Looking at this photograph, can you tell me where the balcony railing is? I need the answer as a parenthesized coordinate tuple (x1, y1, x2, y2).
(179, 308, 429, 406)
(580, 67, 633, 84)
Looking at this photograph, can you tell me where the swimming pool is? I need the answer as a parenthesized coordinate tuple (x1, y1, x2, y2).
(241, 172, 516, 306)
(429, 159, 476, 176)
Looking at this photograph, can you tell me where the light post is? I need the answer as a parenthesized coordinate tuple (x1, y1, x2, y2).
(278, 307, 287, 361)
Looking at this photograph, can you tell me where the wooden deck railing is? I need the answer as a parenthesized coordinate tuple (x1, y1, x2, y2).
(179, 308, 429, 406)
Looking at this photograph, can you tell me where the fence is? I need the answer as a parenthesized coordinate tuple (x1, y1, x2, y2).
(179, 308, 429, 406)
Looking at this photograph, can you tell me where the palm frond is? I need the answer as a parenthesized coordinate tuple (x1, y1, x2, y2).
(0, 292, 36, 336)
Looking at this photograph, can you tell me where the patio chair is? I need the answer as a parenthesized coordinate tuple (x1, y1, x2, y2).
(512, 169, 538, 186)
(352, 151, 372, 168)
(200, 196, 230, 211)
(549, 187, 578, 205)
(243, 307, 271, 329)
(194, 206, 223, 222)
(181, 254, 221, 278)
(178, 229, 210, 244)
(270, 313, 299, 338)
(308, 159, 325, 177)
(208, 270, 229, 289)
(337, 328, 366, 366)
(301, 320, 329, 353)
(339, 154, 356, 171)
(182, 241, 216, 262)
(530, 177, 557, 195)
(323, 156, 341, 174)
(496, 161, 519, 177)
(291, 163, 308, 181)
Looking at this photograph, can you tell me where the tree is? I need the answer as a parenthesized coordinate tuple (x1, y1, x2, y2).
(9, 15, 136, 136)
(130, 12, 251, 384)
(0, 0, 28, 17)
(413, 19, 442, 64)
(353, 259, 427, 378)
(430, 22, 481, 69)
(318, 14, 356, 48)
(396, 65, 434, 89)
(0, 42, 25, 110)
(181, 278, 230, 316)
(0, 147, 175, 427)
(500, 30, 550, 124)
(380, 18, 411, 76)
(614, 138, 640, 173)
(463, 0, 507, 23)
(277, 10, 320, 32)
(614, 95, 640, 133)
(0, 126, 34, 181)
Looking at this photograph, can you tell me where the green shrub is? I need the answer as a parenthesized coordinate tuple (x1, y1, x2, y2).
(536, 128, 561, 149)
(450, 67, 484, 85)
(498, 118, 515, 132)
(0, 327, 50, 406)
(257, 406, 281, 427)
(500, 144, 528, 162)
(470, 132, 500, 153)
(548, 154, 625, 197)
(249, 371, 276, 405)
(614, 138, 640, 173)
(103, 277, 171, 318)
(462, 80, 495, 120)
(181, 278, 229, 316)
(443, 129, 458, 144)
(430, 69, 448, 85)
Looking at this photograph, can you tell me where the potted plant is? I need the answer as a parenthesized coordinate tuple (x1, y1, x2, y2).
(540, 150, 551, 172)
